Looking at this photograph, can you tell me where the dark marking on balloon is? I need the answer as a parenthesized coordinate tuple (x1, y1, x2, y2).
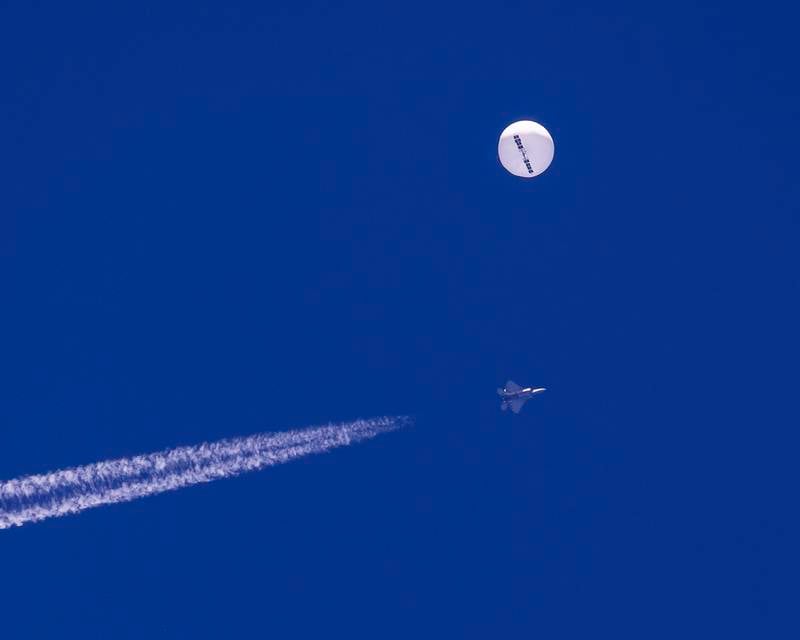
(512, 134, 535, 174)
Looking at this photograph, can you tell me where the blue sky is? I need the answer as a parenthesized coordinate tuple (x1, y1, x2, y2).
(2, 1, 798, 637)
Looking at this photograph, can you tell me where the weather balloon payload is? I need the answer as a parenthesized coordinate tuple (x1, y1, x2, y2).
(498, 120, 554, 178)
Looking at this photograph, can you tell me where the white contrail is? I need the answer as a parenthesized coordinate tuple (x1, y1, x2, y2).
(0, 416, 408, 530)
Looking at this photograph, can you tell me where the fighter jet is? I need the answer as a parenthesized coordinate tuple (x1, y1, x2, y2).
(497, 380, 546, 413)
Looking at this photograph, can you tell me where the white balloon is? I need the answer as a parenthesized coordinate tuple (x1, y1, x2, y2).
(498, 120, 554, 178)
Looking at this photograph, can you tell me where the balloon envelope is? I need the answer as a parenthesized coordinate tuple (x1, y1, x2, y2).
(498, 120, 554, 178)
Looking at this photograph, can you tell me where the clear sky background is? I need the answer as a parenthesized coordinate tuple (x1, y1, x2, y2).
(2, 1, 798, 637)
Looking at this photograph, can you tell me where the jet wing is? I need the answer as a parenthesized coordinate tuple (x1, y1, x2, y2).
(509, 398, 527, 413)
(505, 380, 522, 393)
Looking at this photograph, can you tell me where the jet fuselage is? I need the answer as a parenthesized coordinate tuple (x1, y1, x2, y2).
(500, 386, 546, 400)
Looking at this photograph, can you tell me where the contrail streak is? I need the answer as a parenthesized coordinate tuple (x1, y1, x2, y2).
(0, 416, 408, 530)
